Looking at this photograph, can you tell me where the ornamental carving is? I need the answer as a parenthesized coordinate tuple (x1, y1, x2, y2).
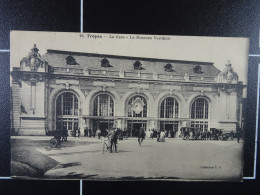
(218, 85, 235, 95)
(131, 97, 145, 114)
(164, 63, 175, 72)
(184, 73, 190, 81)
(133, 61, 144, 70)
(66, 55, 79, 65)
(217, 61, 238, 83)
(193, 65, 203, 73)
(20, 44, 46, 72)
(101, 58, 113, 67)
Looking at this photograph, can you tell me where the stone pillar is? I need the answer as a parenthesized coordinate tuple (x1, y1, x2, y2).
(79, 118, 85, 135)
(84, 118, 90, 129)
(150, 120, 158, 130)
(115, 118, 124, 129)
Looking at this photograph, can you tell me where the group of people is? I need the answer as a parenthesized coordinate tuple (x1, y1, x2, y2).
(105, 127, 168, 153)
(156, 130, 166, 142)
(106, 128, 120, 153)
(83, 128, 97, 138)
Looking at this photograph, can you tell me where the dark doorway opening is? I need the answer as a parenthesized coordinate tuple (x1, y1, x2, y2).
(93, 119, 114, 136)
(127, 120, 147, 137)
(160, 121, 179, 138)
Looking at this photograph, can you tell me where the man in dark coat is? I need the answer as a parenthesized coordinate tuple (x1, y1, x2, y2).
(138, 127, 146, 146)
(84, 128, 88, 137)
(107, 129, 118, 153)
(152, 129, 155, 139)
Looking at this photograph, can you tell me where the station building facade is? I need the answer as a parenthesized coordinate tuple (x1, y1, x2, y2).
(11, 45, 245, 137)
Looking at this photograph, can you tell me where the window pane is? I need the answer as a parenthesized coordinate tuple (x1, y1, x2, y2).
(93, 94, 114, 116)
(191, 121, 208, 132)
(56, 92, 79, 116)
(191, 98, 208, 119)
(160, 97, 179, 118)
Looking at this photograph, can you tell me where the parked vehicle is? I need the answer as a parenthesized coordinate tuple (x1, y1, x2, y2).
(218, 131, 234, 141)
(180, 127, 202, 140)
(210, 128, 234, 141)
(210, 128, 223, 140)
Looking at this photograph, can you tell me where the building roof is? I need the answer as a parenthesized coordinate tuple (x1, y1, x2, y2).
(42, 49, 221, 77)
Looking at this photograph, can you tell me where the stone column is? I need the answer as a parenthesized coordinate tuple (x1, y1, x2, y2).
(150, 120, 158, 130)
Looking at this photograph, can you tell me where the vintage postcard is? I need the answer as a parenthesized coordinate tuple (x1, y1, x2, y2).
(10, 31, 249, 181)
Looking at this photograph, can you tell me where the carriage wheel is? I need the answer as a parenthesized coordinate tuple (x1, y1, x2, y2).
(218, 136, 223, 141)
(50, 138, 57, 148)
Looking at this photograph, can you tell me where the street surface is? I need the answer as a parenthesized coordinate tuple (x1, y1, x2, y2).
(11, 136, 243, 181)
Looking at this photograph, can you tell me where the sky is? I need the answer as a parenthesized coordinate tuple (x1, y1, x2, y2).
(10, 31, 249, 85)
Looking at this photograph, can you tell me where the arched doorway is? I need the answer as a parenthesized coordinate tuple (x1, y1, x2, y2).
(56, 92, 79, 135)
(159, 97, 179, 137)
(92, 93, 114, 136)
(190, 98, 209, 132)
(127, 95, 147, 137)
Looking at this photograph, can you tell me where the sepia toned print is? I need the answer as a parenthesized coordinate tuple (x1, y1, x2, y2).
(10, 31, 248, 181)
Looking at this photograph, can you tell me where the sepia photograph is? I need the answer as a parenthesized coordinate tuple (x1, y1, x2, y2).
(10, 31, 249, 181)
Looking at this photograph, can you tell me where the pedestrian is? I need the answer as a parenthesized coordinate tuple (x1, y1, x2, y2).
(168, 129, 171, 138)
(157, 130, 161, 142)
(127, 128, 131, 138)
(159, 130, 166, 142)
(76, 128, 81, 138)
(148, 129, 152, 138)
(107, 128, 118, 153)
(230, 130, 234, 141)
(84, 128, 88, 137)
(72, 128, 76, 137)
(54, 129, 61, 147)
(89, 129, 92, 138)
(138, 127, 146, 146)
(123, 128, 127, 139)
(151, 129, 155, 139)
(97, 129, 101, 139)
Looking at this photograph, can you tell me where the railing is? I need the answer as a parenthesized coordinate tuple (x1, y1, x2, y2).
(52, 67, 216, 82)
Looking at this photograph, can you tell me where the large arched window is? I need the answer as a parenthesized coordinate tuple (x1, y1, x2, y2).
(56, 92, 79, 132)
(160, 97, 179, 118)
(93, 94, 114, 116)
(57, 92, 78, 116)
(127, 95, 147, 117)
(191, 98, 208, 119)
(190, 98, 209, 132)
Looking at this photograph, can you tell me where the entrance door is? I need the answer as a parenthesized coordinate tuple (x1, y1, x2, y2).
(57, 118, 78, 136)
(99, 122, 109, 136)
(160, 121, 179, 138)
(93, 119, 114, 136)
(127, 120, 147, 137)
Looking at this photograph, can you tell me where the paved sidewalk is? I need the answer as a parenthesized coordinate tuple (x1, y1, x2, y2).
(33, 138, 243, 180)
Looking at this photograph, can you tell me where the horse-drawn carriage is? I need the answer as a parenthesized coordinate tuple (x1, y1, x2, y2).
(180, 127, 202, 140)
